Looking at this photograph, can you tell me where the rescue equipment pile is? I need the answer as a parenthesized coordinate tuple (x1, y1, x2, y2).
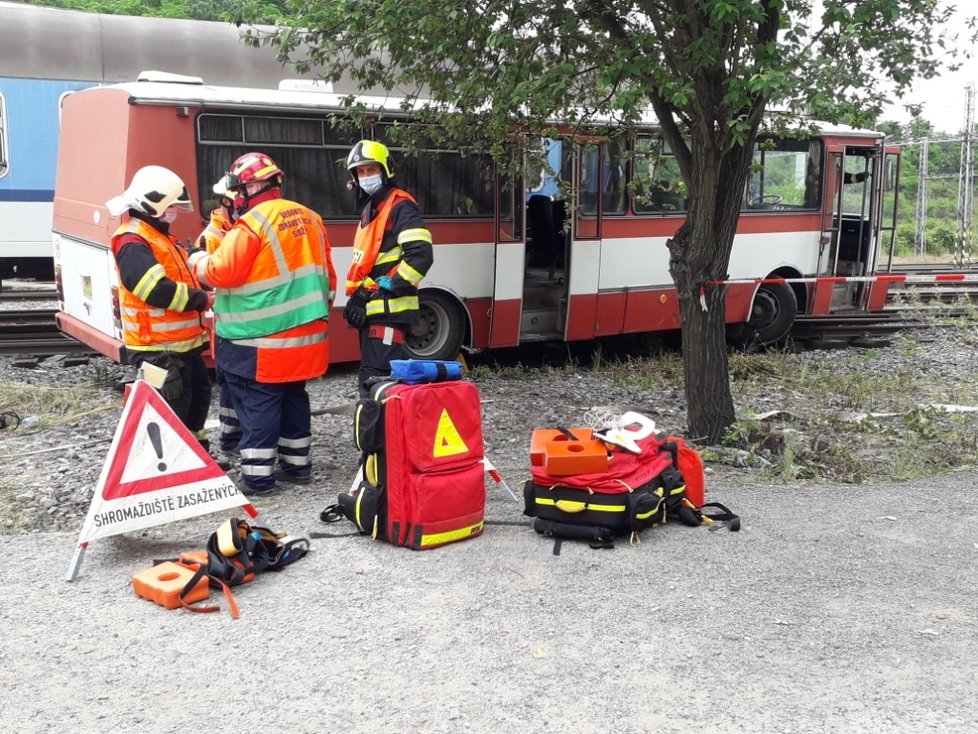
(132, 517, 309, 617)
(524, 413, 739, 552)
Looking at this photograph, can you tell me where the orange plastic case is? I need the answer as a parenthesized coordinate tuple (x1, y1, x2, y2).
(132, 561, 209, 609)
(529, 428, 609, 475)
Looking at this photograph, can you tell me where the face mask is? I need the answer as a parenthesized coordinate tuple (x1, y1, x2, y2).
(358, 174, 384, 195)
(159, 208, 179, 224)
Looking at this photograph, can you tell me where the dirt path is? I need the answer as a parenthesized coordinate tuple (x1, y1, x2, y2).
(1, 473, 975, 733)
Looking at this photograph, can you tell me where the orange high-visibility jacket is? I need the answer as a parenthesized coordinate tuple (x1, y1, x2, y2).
(204, 198, 337, 383)
(111, 218, 208, 352)
(197, 208, 233, 253)
(345, 189, 417, 295)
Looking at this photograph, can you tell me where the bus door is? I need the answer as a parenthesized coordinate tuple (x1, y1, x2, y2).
(489, 170, 525, 346)
(879, 146, 901, 272)
(819, 143, 880, 308)
(519, 138, 570, 343)
(565, 138, 603, 341)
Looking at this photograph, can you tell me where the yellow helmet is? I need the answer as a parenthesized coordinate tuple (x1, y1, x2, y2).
(346, 140, 392, 178)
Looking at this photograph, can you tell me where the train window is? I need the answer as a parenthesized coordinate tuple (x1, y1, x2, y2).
(0, 93, 8, 178)
(746, 138, 822, 210)
(632, 136, 686, 214)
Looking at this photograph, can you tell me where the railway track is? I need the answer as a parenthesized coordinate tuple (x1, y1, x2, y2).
(0, 308, 94, 357)
(0, 284, 57, 302)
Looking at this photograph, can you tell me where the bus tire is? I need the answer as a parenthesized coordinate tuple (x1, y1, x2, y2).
(744, 282, 797, 345)
(405, 290, 466, 361)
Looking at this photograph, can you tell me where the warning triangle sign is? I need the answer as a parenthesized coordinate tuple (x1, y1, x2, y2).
(433, 408, 469, 458)
(74, 380, 253, 546)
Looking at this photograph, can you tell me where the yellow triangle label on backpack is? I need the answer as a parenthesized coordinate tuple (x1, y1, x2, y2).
(433, 408, 469, 458)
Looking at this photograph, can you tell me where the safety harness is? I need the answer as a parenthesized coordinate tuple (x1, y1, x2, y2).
(166, 518, 309, 618)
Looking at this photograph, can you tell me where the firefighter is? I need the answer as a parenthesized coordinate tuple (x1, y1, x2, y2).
(105, 165, 212, 446)
(343, 140, 433, 397)
(189, 152, 337, 495)
(193, 175, 241, 457)
(196, 175, 237, 253)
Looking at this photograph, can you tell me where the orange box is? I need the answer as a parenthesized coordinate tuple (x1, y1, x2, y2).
(530, 428, 594, 466)
(132, 561, 209, 610)
(544, 439, 609, 475)
(530, 428, 609, 475)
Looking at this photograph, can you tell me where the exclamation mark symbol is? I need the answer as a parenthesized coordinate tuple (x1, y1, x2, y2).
(147, 422, 166, 472)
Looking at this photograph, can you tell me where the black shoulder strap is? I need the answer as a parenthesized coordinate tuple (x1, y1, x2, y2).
(699, 502, 741, 531)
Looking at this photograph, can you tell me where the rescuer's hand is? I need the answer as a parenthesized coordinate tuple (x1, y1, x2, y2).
(344, 288, 369, 329)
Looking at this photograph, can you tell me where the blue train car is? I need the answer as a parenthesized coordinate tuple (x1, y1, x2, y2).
(0, 0, 327, 282)
(0, 76, 92, 279)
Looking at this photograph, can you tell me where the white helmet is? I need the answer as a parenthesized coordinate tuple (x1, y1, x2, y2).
(212, 175, 233, 198)
(106, 165, 193, 217)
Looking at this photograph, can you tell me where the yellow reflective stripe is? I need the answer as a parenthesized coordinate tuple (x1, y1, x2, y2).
(396, 261, 424, 286)
(535, 497, 625, 513)
(375, 247, 402, 266)
(636, 503, 663, 520)
(365, 294, 419, 315)
(168, 282, 190, 311)
(669, 484, 686, 496)
(132, 264, 166, 301)
(420, 521, 483, 548)
(397, 227, 432, 245)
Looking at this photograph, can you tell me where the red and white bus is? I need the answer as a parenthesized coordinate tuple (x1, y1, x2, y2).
(52, 77, 902, 364)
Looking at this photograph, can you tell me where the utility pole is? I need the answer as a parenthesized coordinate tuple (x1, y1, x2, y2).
(955, 83, 975, 266)
(915, 141, 928, 256)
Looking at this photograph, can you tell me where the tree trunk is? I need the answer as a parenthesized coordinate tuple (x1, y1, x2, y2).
(668, 223, 735, 443)
(667, 141, 755, 443)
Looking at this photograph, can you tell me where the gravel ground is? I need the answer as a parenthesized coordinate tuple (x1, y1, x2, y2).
(1, 297, 977, 732)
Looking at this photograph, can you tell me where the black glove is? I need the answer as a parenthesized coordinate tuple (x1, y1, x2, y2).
(344, 288, 369, 329)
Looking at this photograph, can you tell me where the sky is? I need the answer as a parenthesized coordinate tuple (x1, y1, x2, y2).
(876, 3, 977, 133)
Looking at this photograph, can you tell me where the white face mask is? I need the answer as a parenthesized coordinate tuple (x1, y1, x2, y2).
(159, 208, 179, 224)
(358, 173, 384, 195)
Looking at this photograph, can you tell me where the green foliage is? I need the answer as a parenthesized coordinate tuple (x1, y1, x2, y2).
(15, 0, 286, 23)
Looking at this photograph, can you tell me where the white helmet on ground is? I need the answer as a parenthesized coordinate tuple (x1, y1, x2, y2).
(106, 165, 193, 217)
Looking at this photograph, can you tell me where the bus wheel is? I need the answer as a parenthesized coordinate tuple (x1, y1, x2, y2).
(744, 282, 797, 345)
(406, 290, 466, 361)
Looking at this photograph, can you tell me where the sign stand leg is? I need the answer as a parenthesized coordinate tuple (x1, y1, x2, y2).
(65, 543, 87, 582)
(482, 457, 518, 502)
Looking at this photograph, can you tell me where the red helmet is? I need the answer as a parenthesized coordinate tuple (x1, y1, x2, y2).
(226, 152, 284, 189)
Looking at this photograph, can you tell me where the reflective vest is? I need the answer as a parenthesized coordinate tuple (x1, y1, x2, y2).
(214, 199, 331, 342)
(111, 218, 208, 352)
(198, 209, 233, 253)
(345, 189, 416, 295)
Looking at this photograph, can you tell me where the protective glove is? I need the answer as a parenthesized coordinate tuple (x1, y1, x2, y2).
(376, 275, 395, 292)
(344, 287, 369, 329)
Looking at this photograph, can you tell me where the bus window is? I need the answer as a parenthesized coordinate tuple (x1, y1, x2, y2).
(372, 122, 495, 218)
(579, 141, 627, 216)
(632, 136, 685, 213)
(746, 138, 822, 210)
(0, 93, 8, 178)
(196, 113, 358, 218)
(604, 138, 627, 215)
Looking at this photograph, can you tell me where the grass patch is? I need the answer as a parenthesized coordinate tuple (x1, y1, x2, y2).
(0, 381, 107, 432)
